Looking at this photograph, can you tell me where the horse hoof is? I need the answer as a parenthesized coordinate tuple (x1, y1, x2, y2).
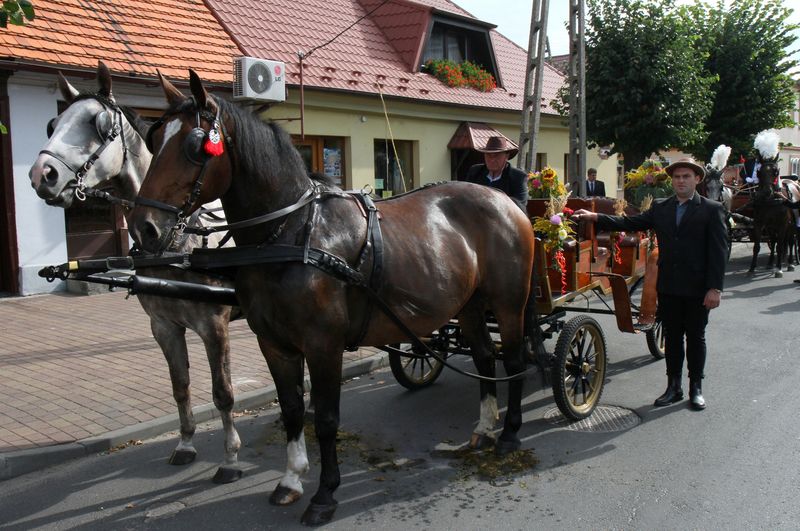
(469, 432, 495, 450)
(269, 485, 303, 506)
(788, 265, 796, 272)
(746, 270, 755, 277)
(775, 271, 784, 278)
(168, 449, 197, 466)
(212, 466, 243, 484)
(494, 437, 521, 456)
(300, 501, 338, 526)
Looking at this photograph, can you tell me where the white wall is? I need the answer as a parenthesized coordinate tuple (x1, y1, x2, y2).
(7, 71, 170, 295)
(9, 79, 65, 295)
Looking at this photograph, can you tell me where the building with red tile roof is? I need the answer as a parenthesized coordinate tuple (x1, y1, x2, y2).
(0, 0, 240, 83)
(208, 0, 563, 113)
(0, 0, 620, 295)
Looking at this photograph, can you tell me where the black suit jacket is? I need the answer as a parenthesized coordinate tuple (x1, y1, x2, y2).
(572, 180, 606, 197)
(465, 163, 528, 211)
(586, 179, 605, 197)
(596, 193, 727, 298)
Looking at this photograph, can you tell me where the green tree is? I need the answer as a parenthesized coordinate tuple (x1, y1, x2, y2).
(687, 0, 798, 161)
(584, 0, 715, 169)
(1, 0, 34, 28)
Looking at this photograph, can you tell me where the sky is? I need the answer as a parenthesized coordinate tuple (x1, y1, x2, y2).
(452, 0, 800, 75)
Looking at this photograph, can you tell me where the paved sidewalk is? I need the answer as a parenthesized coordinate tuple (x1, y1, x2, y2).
(0, 289, 386, 480)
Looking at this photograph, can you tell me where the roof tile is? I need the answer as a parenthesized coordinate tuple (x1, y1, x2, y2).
(0, 0, 239, 84)
(207, 0, 562, 112)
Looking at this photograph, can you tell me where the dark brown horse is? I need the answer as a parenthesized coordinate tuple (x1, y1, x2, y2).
(748, 159, 793, 277)
(129, 70, 535, 526)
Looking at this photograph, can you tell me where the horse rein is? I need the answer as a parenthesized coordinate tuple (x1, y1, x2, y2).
(40, 97, 132, 207)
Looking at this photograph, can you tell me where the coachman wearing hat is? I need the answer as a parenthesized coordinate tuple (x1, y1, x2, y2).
(465, 136, 528, 212)
(571, 158, 728, 410)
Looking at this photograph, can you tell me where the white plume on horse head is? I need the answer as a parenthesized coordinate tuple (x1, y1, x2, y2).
(754, 129, 780, 161)
(710, 144, 731, 171)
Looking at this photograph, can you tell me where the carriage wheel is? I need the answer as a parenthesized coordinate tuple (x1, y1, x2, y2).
(646, 318, 665, 359)
(388, 341, 446, 390)
(551, 315, 607, 420)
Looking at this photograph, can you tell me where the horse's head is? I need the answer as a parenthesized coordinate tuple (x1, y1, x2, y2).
(131, 70, 234, 253)
(755, 158, 781, 201)
(28, 61, 149, 208)
(702, 166, 724, 203)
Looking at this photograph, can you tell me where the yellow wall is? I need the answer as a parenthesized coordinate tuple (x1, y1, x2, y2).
(259, 89, 577, 191)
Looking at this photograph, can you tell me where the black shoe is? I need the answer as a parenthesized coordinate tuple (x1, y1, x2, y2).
(654, 376, 684, 407)
(689, 380, 706, 410)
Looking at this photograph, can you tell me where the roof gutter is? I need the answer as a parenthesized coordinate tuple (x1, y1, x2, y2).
(0, 58, 233, 93)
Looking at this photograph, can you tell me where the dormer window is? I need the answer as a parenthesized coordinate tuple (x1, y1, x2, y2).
(422, 17, 499, 85)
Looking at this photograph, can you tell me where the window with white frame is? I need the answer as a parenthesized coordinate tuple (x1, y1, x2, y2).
(790, 157, 800, 176)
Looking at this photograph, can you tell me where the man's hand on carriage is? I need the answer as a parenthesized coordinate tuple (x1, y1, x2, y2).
(571, 209, 597, 222)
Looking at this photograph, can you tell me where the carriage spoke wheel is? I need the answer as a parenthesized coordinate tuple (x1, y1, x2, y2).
(551, 315, 607, 420)
(388, 339, 446, 390)
(646, 318, 665, 359)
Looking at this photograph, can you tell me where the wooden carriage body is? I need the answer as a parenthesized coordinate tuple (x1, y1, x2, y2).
(526, 198, 653, 317)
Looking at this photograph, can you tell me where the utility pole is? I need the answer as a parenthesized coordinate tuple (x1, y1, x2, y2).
(567, 0, 587, 196)
(517, 0, 549, 174)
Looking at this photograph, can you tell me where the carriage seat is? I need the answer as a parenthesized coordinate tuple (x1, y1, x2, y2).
(590, 197, 644, 248)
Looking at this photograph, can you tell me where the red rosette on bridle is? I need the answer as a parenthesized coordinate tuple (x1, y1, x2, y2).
(204, 126, 224, 157)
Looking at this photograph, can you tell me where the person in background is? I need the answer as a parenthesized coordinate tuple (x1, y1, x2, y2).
(571, 158, 727, 411)
(585, 168, 605, 197)
(571, 168, 605, 197)
(466, 136, 528, 212)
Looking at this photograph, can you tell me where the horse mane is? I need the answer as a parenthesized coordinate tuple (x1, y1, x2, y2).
(213, 97, 336, 188)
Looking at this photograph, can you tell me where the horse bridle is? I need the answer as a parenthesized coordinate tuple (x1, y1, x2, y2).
(136, 97, 321, 254)
(40, 96, 131, 206)
(135, 100, 232, 252)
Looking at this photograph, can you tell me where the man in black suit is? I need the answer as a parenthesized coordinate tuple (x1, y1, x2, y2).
(571, 168, 606, 197)
(585, 167, 605, 197)
(572, 158, 727, 410)
(465, 136, 528, 212)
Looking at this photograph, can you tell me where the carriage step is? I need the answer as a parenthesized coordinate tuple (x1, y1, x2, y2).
(633, 322, 654, 333)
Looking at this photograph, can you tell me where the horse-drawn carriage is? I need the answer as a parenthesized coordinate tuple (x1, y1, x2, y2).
(33, 64, 664, 526)
(383, 196, 664, 421)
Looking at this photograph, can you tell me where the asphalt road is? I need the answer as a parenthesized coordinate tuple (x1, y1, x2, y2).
(2, 243, 799, 530)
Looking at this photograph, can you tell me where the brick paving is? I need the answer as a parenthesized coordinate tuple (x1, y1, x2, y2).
(0, 290, 378, 454)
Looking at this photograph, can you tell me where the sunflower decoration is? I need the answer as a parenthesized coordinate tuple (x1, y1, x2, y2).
(528, 166, 567, 199)
(532, 194, 575, 294)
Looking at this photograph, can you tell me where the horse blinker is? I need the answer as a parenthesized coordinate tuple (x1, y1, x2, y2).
(95, 110, 112, 139)
(46, 117, 57, 139)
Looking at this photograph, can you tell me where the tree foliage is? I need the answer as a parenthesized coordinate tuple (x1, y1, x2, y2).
(686, 0, 798, 160)
(584, 0, 715, 169)
(0, 1, 35, 28)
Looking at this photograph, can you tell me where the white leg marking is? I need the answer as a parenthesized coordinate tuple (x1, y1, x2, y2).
(175, 438, 195, 452)
(279, 433, 309, 493)
(474, 395, 499, 435)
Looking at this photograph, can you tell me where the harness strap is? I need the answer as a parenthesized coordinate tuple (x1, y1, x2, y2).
(83, 187, 136, 209)
(184, 188, 317, 236)
(135, 196, 182, 214)
(349, 192, 384, 350)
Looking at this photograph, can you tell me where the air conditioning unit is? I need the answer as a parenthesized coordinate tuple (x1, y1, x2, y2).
(233, 57, 286, 103)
